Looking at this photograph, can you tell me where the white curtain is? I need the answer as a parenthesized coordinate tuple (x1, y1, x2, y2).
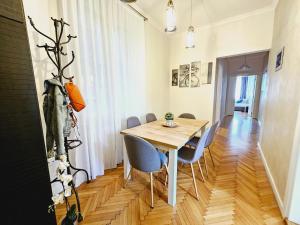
(57, 0, 146, 185)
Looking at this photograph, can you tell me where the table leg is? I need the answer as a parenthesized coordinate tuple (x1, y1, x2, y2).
(168, 150, 178, 206)
(123, 139, 131, 179)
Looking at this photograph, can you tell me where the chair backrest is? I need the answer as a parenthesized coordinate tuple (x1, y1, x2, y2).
(127, 116, 141, 129)
(205, 121, 219, 147)
(191, 128, 211, 163)
(146, 113, 157, 123)
(178, 113, 196, 119)
(124, 135, 161, 172)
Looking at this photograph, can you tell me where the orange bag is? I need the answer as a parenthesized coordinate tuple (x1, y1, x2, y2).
(65, 81, 86, 112)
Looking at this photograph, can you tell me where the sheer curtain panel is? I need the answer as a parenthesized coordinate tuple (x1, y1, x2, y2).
(58, 0, 146, 185)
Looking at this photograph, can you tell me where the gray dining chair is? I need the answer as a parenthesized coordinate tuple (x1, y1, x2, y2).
(146, 113, 157, 123)
(123, 135, 168, 208)
(178, 113, 196, 119)
(127, 116, 141, 129)
(177, 128, 210, 200)
(187, 121, 219, 174)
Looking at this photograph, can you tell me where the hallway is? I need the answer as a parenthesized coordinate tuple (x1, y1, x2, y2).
(56, 114, 284, 225)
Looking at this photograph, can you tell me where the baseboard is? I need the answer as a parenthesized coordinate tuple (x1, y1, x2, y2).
(257, 142, 286, 217)
(285, 219, 300, 225)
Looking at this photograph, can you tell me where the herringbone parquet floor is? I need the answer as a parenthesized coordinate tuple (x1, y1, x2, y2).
(56, 113, 285, 225)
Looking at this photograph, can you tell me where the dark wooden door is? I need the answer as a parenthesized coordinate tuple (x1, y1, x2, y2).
(0, 0, 57, 224)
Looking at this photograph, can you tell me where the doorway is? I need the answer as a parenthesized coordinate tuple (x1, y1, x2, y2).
(213, 51, 269, 123)
(234, 75, 257, 117)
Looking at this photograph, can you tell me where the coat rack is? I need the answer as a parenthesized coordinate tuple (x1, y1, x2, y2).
(28, 16, 90, 223)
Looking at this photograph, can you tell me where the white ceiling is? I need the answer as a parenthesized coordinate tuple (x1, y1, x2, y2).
(134, 0, 275, 32)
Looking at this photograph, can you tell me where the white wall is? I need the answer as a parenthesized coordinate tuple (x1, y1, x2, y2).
(145, 23, 170, 119)
(289, 163, 300, 223)
(286, 105, 300, 223)
(169, 27, 216, 121)
(257, 53, 269, 124)
(169, 8, 274, 122)
(258, 72, 269, 125)
(259, 0, 300, 219)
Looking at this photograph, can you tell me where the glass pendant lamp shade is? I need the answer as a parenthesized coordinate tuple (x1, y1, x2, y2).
(186, 26, 195, 48)
(165, 0, 176, 32)
(239, 64, 251, 71)
(238, 56, 251, 72)
(185, 0, 195, 48)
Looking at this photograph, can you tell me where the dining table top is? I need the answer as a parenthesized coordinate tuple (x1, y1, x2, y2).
(120, 118, 209, 150)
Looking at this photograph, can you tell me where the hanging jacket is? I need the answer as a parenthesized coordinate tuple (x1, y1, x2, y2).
(43, 78, 72, 157)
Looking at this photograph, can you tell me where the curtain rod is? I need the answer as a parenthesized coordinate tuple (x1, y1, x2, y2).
(127, 4, 148, 21)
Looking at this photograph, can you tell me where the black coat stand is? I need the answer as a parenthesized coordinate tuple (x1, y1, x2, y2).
(28, 16, 90, 223)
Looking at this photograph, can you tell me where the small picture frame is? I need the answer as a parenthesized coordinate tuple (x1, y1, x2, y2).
(179, 64, 190, 88)
(275, 47, 284, 71)
(171, 69, 178, 86)
(191, 61, 201, 87)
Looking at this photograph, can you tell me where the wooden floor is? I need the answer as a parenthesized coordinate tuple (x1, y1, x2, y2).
(56, 113, 285, 225)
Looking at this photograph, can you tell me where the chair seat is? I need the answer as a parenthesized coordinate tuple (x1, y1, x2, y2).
(158, 151, 168, 166)
(178, 147, 196, 164)
(187, 136, 199, 148)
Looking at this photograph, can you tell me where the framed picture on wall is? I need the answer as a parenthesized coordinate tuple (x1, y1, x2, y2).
(179, 64, 190, 87)
(200, 62, 213, 84)
(172, 69, 178, 86)
(191, 61, 201, 87)
(207, 62, 213, 84)
(275, 47, 284, 71)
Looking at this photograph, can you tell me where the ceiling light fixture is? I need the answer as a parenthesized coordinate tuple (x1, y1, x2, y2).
(185, 0, 195, 48)
(239, 56, 251, 72)
(165, 0, 176, 32)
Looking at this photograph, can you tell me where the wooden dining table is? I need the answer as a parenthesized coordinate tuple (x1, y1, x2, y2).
(120, 118, 209, 206)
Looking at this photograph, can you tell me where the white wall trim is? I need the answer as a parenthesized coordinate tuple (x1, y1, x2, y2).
(257, 142, 286, 217)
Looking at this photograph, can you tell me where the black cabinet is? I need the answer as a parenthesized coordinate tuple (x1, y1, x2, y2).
(0, 0, 56, 224)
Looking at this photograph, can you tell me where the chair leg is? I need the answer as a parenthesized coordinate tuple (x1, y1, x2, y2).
(124, 167, 133, 188)
(203, 153, 209, 178)
(197, 160, 205, 182)
(190, 163, 199, 200)
(208, 146, 215, 168)
(164, 163, 169, 186)
(150, 172, 154, 208)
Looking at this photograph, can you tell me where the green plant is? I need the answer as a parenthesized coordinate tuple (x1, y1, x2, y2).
(165, 112, 174, 120)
